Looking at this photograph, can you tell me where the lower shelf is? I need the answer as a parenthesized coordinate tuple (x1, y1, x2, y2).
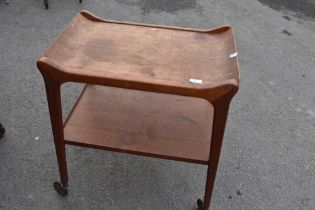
(63, 85, 213, 164)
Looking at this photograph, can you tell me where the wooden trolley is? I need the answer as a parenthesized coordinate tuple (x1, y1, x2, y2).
(37, 11, 240, 209)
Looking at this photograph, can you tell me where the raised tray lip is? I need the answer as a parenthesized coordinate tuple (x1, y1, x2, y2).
(37, 10, 239, 101)
(79, 10, 233, 34)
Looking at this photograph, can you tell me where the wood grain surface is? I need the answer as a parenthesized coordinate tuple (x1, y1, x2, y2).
(64, 85, 214, 164)
(38, 11, 239, 102)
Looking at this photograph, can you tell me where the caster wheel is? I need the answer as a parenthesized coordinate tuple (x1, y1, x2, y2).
(45, 4, 48, 9)
(0, 123, 5, 139)
(53, 182, 68, 196)
(79, 0, 82, 3)
(197, 199, 206, 210)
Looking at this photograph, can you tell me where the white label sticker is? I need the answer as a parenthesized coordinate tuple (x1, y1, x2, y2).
(229, 52, 238, 58)
(189, 78, 203, 84)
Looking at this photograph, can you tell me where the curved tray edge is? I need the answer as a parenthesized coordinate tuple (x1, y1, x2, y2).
(80, 10, 232, 34)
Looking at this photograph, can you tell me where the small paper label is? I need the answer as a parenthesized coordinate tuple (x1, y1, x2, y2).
(229, 52, 238, 58)
(189, 78, 203, 84)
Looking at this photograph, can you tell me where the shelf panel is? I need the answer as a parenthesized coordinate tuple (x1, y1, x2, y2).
(64, 85, 213, 164)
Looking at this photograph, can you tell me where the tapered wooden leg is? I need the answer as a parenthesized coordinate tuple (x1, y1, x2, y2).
(44, 0, 48, 9)
(43, 76, 68, 192)
(0, 123, 5, 139)
(198, 101, 231, 210)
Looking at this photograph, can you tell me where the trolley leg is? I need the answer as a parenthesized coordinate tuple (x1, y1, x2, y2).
(43, 76, 68, 196)
(197, 101, 231, 210)
(0, 123, 5, 139)
(44, 0, 48, 9)
(197, 151, 223, 209)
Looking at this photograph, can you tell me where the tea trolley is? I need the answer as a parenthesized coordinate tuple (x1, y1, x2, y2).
(37, 11, 240, 209)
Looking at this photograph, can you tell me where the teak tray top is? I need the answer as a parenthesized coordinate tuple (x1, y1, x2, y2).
(38, 11, 239, 101)
(37, 11, 240, 210)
